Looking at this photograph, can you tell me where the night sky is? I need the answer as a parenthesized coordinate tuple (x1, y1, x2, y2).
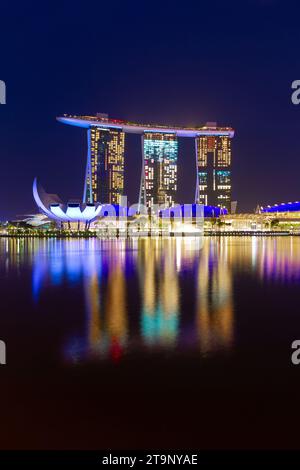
(0, 0, 300, 219)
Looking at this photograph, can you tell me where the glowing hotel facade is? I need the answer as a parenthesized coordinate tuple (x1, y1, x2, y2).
(195, 134, 232, 207)
(141, 132, 178, 208)
(57, 114, 234, 211)
(84, 127, 125, 205)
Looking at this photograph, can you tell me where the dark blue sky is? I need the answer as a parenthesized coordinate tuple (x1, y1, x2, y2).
(0, 0, 299, 218)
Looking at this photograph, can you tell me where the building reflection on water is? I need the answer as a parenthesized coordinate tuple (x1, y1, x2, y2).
(84, 262, 128, 362)
(29, 237, 234, 361)
(196, 239, 234, 354)
(2, 236, 300, 362)
(139, 239, 180, 346)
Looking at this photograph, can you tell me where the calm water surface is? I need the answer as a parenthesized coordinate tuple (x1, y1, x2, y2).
(1, 236, 300, 449)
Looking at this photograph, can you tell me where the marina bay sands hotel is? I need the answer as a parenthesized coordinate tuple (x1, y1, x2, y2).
(57, 114, 234, 211)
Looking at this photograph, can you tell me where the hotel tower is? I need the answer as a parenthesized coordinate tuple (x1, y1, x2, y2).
(84, 123, 125, 205)
(195, 126, 232, 211)
(140, 132, 178, 208)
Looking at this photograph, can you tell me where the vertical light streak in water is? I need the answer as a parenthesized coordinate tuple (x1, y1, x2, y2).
(196, 239, 234, 354)
(64, 239, 85, 284)
(105, 255, 127, 361)
(84, 243, 102, 356)
(87, 273, 102, 349)
(140, 238, 179, 347)
(49, 239, 64, 286)
(139, 238, 158, 344)
(252, 237, 257, 269)
(260, 237, 300, 283)
(159, 240, 179, 345)
(176, 238, 182, 271)
(84, 239, 128, 359)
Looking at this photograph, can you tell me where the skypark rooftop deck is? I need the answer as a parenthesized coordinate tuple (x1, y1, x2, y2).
(57, 114, 235, 138)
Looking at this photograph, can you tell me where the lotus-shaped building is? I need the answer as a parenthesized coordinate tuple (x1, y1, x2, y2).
(33, 178, 103, 225)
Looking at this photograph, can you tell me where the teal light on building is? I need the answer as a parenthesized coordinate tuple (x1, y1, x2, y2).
(140, 132, 178, 208)
(195, 132, 232, 211)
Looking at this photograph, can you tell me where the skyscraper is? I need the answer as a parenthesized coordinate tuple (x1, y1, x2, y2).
(140, 132, 178, 208)
(195, 126, 232, 211)
(84, 127, 125, 205)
